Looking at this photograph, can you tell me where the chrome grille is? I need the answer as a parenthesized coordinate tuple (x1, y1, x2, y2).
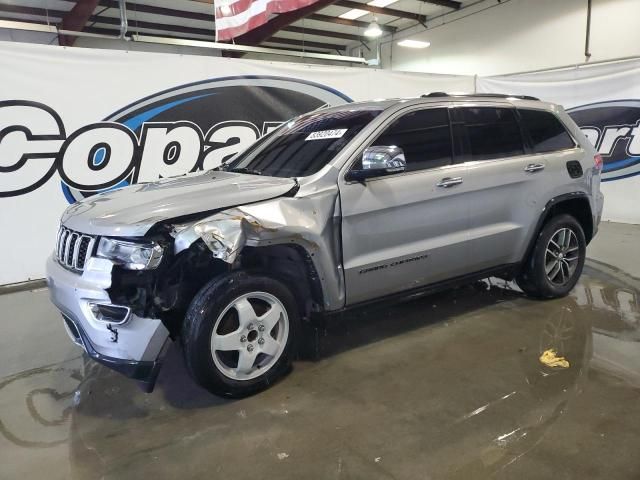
(55, 226, 96, 271)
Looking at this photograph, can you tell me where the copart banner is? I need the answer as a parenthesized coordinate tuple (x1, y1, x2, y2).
(0, 41, 473, 285)
(477, 59, 640, 225)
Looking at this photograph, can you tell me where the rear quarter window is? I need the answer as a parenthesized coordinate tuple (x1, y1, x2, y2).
(518, 109, 576, 153)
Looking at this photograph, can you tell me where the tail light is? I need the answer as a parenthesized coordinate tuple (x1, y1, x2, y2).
(594, 153, 603, 171)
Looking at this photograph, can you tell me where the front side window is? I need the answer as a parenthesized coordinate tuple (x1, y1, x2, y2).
(457, 107, 525, 161)
(366, 108, 452, 172)
(224, 108, 382, 178)
(519, 109, 576, 153)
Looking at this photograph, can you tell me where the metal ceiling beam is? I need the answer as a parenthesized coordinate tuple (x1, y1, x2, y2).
(95, 0, 213, 22)
(0, 2, 399, 44)
(282, 25, 363, 42)
(90, 13, 213, 37)
(257, 44, 332, 54)
(182, 0, 462, 13)
(86, 19, 346, 50)
(335, 0, 426, 21)
(60, 0, 101, 46)
(93, 0, 453, 26)
(86, 22, 347, 52)
(0, 4, 66, 18)
(84, 23, 347, 53)
(0, 17, 120, 39)
(0, 4, 213, 39)
(84, 24, 342, 53)
(0, 2, 384, 56)
(265, 36, 346, 51)
(307, 13, 397, 32)
(83, 24, 130, 36)
(133, 34, 367, 63)
(0, 17, 365, 62)
(424, 0, 461, 9)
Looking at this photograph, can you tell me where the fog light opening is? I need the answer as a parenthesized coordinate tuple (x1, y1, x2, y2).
(89, 303, 131, 324)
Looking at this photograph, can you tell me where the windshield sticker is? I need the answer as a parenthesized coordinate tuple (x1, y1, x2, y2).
(305, 129, 347, 141)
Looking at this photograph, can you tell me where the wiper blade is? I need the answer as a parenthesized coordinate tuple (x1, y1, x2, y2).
(227, 167, 262, 175)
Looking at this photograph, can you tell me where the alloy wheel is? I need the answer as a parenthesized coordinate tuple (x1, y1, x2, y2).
(210, 292, 289, 381)
(545, 228, 580, 285)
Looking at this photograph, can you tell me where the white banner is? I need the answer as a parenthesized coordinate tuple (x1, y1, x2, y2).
(478, 60, 640, 225)
(0, 41, 473, 285)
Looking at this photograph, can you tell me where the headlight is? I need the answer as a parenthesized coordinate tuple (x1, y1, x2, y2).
(96, 237, 163, 270)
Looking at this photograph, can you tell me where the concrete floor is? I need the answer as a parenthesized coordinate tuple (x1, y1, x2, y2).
(1, 222, 639, 479)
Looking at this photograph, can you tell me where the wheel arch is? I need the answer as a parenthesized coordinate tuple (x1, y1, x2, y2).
(239, 244, 326, 318)
(523, 192, 594, 266)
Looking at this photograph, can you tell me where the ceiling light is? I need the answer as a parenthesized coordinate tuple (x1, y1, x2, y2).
(364, 20, 383, 38)
(397, 39, 431, 48)
(368, 0, 397, 6)
(339, 9, 368, 20)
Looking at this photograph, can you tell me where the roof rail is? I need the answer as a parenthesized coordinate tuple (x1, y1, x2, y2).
(421, 92, 540, 101)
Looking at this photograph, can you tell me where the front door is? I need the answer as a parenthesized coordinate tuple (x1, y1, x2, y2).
(339, 106, 473, 305)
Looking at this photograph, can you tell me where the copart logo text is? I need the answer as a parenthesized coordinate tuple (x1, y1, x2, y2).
(0, 76, 350, 201)
(568, 100, 640, 182)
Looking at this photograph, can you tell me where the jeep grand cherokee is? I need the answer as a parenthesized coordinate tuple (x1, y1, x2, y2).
(46, 93, 604, 397)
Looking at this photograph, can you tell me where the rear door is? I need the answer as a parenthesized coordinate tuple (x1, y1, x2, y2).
(452, 104, 576, 271)
(339, 105, 473, 305)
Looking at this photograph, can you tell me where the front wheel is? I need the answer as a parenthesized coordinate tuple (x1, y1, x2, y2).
(517, 214, 586, 299)
(181, 271, 299, 398)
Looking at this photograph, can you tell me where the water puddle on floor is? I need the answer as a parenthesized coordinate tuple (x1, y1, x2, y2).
(1, 259, 639, 479)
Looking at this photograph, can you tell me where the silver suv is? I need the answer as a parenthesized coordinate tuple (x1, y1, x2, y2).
(46, 93, 604, 397)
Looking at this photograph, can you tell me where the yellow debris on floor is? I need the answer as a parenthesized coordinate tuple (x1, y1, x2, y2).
(539, 349, 570, 368)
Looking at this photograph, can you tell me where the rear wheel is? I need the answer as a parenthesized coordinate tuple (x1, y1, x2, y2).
(517, 214, 586, 299)
(181, 271, 299, 398)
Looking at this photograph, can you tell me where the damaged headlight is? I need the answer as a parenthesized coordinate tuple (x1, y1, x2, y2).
(97, 237, 163, 270)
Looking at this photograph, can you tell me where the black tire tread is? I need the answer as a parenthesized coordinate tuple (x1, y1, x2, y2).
(516, 214, 586, 299)
(181, 270, 298, 398)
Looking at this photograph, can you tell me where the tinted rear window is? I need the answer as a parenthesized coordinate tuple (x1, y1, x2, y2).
(458, 107, 524, 161)
(519, 109, 576, 153)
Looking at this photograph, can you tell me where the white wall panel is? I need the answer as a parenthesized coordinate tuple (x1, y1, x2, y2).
(385, 0, 640, 76)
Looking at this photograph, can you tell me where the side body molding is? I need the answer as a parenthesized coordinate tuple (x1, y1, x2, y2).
(173, 187, 345, 311)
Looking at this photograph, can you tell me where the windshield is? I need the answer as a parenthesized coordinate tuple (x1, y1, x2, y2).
(222, 108, 382, 178)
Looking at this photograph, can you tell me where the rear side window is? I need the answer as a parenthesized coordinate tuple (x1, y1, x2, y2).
(371, 108, 452, 172)
(456, 107, 524, 161)
(519, 109, 576, 153)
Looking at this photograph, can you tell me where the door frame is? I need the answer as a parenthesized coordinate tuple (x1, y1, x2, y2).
(337, 102, 457, 185)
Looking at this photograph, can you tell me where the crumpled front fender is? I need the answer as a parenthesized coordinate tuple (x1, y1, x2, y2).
(173, 189, 345, 310)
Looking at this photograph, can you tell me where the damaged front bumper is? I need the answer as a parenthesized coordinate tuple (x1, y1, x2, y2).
(46, 254, 170, 391)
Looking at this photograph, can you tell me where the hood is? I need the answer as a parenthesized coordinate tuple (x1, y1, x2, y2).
(61, 171, 297, 236)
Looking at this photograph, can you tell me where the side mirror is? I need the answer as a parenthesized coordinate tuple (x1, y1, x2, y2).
(346, 145, 406, 182)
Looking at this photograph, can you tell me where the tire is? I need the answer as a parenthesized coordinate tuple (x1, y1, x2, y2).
(516, 214, 586, 299)
(181, 271, 299, 398)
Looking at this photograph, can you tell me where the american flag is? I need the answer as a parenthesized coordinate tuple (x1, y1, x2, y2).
(215, 0, 320, 41)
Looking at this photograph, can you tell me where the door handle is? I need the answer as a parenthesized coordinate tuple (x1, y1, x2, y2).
(524, 163, 545, 173)
(436, 177, 463, 188)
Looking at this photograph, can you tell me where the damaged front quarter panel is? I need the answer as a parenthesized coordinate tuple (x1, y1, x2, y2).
(173, 212, 250, 264)
(173, 188, 345, 311)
